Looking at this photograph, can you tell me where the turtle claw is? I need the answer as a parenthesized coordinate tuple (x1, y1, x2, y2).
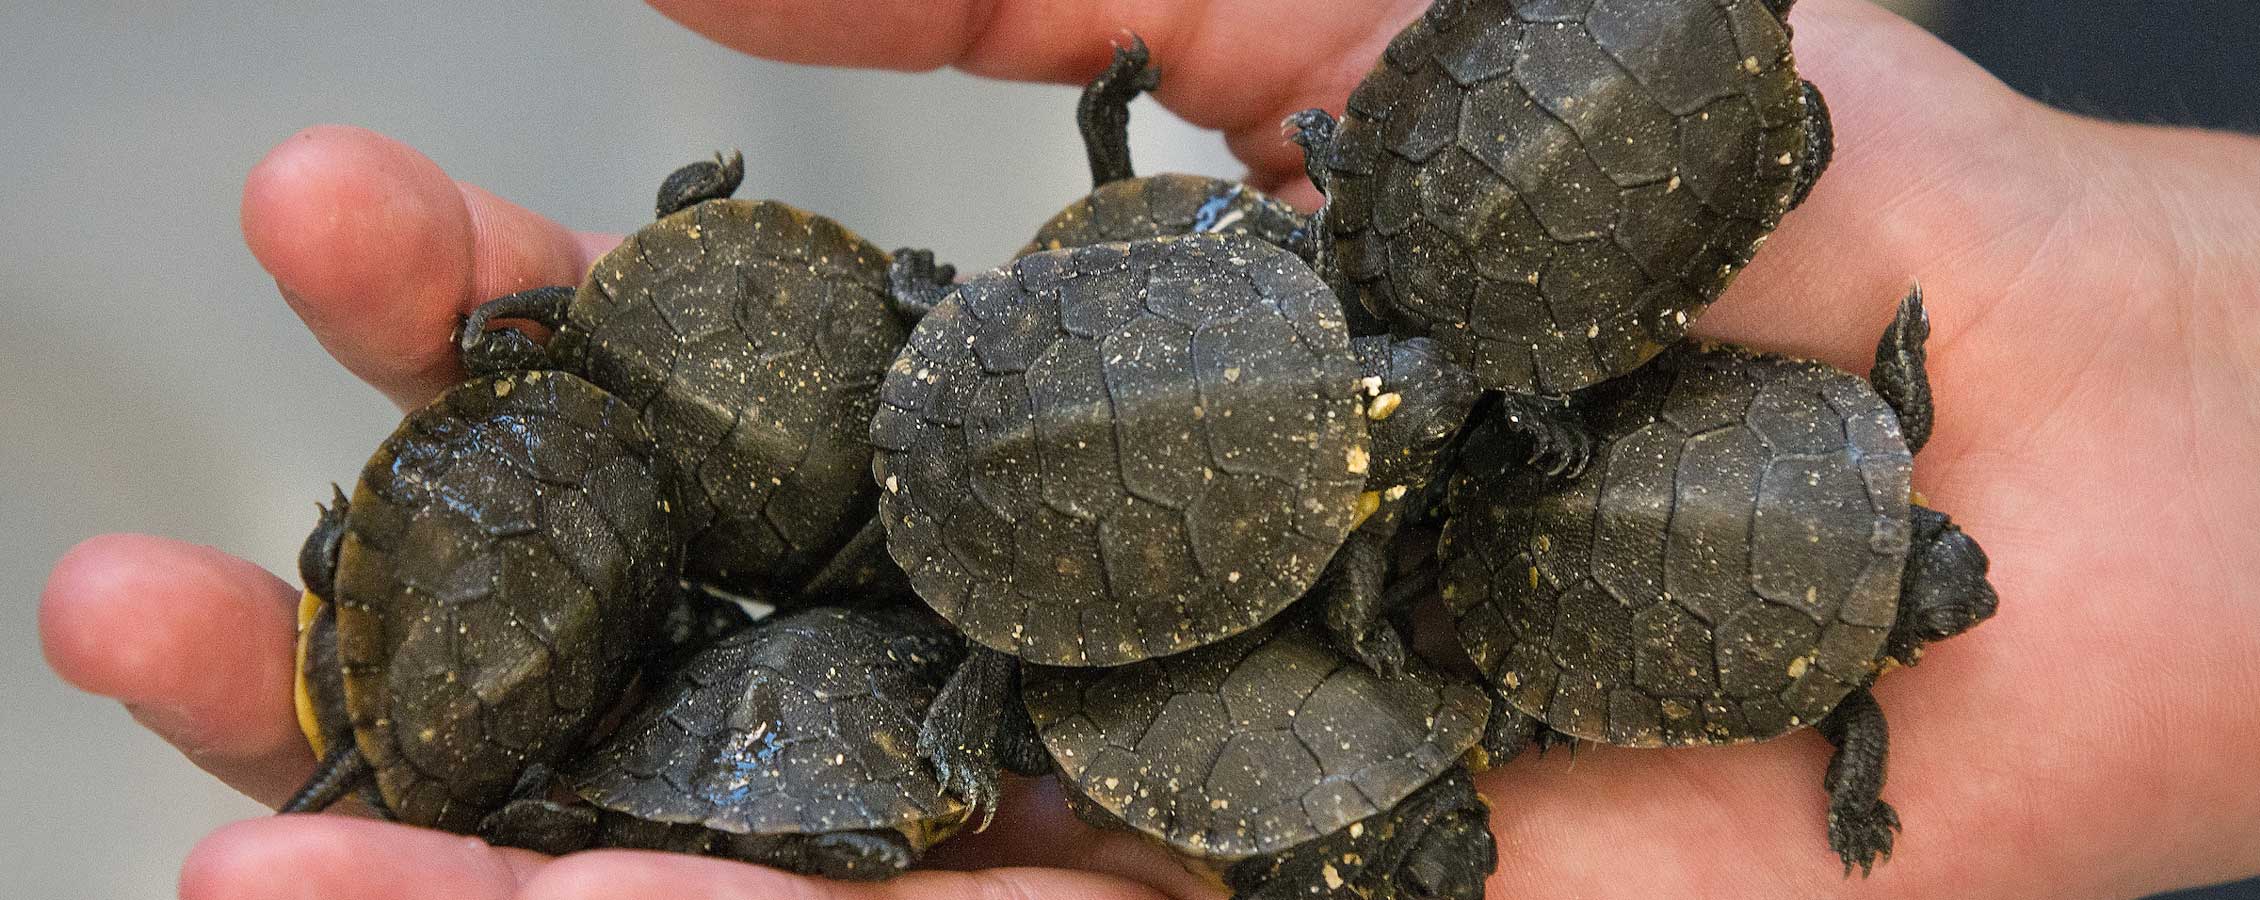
(1828, 800, 1900, 877)
(920, 735, 1001, 831)
(917, 646, 1012, 830)
(1502, 395, 1591, 479)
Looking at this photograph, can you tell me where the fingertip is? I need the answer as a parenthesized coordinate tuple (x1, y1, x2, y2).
(240, 125, 598, 408)
(40, 534, 305, 772)
(242, 125, 477, 404)
(180, 817, 342, 900)
(40, 534, 293, 702)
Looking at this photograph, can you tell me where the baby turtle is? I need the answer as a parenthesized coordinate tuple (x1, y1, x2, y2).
(282, 370, 683, 832)
(874, 234, 1476, 670)
(1019, 38, 1311, 260)
(1438, 289, 1996, 873)
(1294, 0, 1834, 395)
(1023, 617, 1497, 899)
(873, 234, 1478, 815)
(480, 605, 971, 880)
(460, 154, 947, 605)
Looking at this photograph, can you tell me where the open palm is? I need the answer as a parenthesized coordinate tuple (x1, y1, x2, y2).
(40, 1, 2260, 897)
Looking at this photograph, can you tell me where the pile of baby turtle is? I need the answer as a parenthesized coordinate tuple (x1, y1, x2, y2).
(273, 1, 1999, 896)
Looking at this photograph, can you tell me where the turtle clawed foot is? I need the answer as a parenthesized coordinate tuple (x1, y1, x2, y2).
(805, 831, 917, 881)
(1285, 109, 1338, 150)
(1100, 34, 1157, 92)
(655, 150, 745, 218)
(922, 740, 1002, 831)
(1828, 800, 1900, 877)
(887, 248, 956, 321)
(1342, 625, 1407, 679)
(1521, 417, 1591, 480)
(890, 248, 954, 291)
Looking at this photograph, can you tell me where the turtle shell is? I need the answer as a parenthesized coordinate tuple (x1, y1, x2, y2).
(1321, 0, 1822, 394)
(1440, 343, 1914, 747)
(550, 198, 908, 598)
(1021, 173, 1308, 257)
(565, 605, 968, 843)
(334, 370, 681, 831)
(1023, 619, 1488, 860)
(871, 235, 1370, 666)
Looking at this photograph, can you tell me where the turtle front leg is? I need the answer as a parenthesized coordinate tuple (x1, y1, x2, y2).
(886, 248, 958, 324)
(1476, 690, 1575, 766)
(918, 644, 1015, 827)
(1227, 769, 1496, 900)
(719, 830, 917, 882)
(655, 150, 744, 218)
(1870, 285, 1933, 452)
(1320, 512, 1409, 676)
(1791, 80, 1834, 209)
(1816, 688, 1900, 877)
(457, 286, 573, 375)
(1078, 35, 1160, 187)
(478, 798, 600, 857)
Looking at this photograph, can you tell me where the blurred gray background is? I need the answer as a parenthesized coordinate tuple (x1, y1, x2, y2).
(1, 2, 2251, 898)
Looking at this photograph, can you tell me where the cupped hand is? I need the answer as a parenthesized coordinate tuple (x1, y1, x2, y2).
(40, 1, 2260, 898)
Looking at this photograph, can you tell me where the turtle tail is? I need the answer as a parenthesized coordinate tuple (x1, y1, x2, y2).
(279, 744, 375, 815)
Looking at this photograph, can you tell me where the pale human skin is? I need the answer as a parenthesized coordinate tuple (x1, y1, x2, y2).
(36, 0, 2260, 897)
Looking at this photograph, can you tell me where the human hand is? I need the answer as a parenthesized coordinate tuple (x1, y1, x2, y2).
(39, 1, 2260, 897)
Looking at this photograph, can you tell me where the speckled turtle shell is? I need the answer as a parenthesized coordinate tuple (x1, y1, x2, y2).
(325, 370, 681, 830)
(1023, 619, 1489, 859)
(1318, 0, 1827, 394)
(870, 235, 1369, 667)
(563, 605, 969, 847)
(547, 198, 908, 597)
(1022, 173, 1308, 257)
(1441, 343, 1914, 746)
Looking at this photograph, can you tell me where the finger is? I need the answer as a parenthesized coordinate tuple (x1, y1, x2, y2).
(645, 0, 1433, 191)
(518, 849, 1183, 900)
(240, 124, 617, 410)
(180, 815, 545, 900)
(40, 534, 315, 807)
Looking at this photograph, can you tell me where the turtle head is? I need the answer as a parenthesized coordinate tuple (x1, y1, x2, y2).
(1393, 783, 1498, 900)
(1354, 336, 1479, 492)
(1887, 507, 1999, 664)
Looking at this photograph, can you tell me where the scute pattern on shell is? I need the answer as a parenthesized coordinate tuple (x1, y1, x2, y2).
(1021, 173, 1309, 257)
(335, 370, 680, 831)
(567, 607, 968, 840)
(1324, 0, 1816, 394)
(553, 199, 907, 596)
(1025, 621, 1488, 859)
(872, 235, 1368, 666)
(1441, 344, 1914, 747)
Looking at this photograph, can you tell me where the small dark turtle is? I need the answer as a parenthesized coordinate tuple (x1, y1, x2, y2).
(480, 605, 971, 880)
(1018, 38, 1311, 260)
(1439, 289, 1997, 874)
(1023, 617, 1497, 899)
(872, 234, 1479, 816)
(282, 370, 683, 832)
(460, 154, 947, 605)
(1294, 0, 1834, 396)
